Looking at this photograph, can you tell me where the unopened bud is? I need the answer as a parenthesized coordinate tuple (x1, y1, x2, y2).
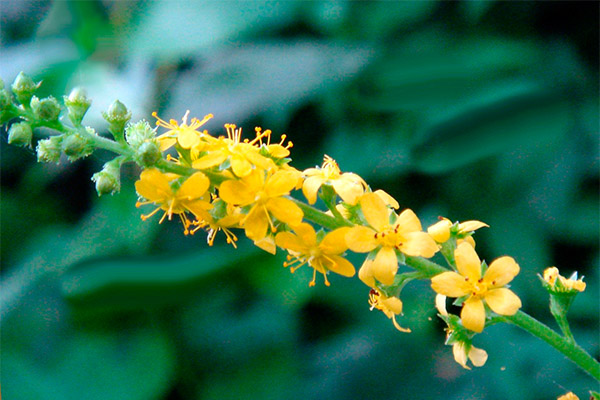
(62, 131, 93, 160)
(64, 87, 91, 125)
(11, 72, 41, 105)
(125, 120, 156, 148)
(136, 141, 161, 167)
(8, 121, 33, 147)
(91, 160, 121, 196)
(102, 100, 131, 141)
(36, 135, 63, 163)
(31, 95, 61, 121)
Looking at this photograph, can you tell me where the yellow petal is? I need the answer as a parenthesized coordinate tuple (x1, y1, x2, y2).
(292, 222, 317, 247)
(275, 231, 307, 253)
(484, 256, 519, 288)
(243, 206, 269, 240)
(332, 178, 363, 205)
(459, 220, 489, 233)
(381, 296, 403, 314)
(461, 297, 486, 333)
(192, 151, 227, 170)
(358, 259, 376, 287)
(360, 193, 390, 232)
(135, 169, 172, 201)
(399, 231, 438, 258)
(427, 219, 452, 243)
(326, 255, 355, 277)
(452, 342, 470, 369)
(435, 294, 448, 316)
(431, 271, 471, 297)
(158, 137, 177, 152)
(265, 170, 299, 197)
(319, 227, 351, 255)
(219, 179, 255, 206)
(395, 208, 422, 234)
(230, 155, 253, 177)
(374, 189, 399, 209)
(254, 236, 276, 254)
(484, 288, 521, 316)
(178, 172, 210, 200)
(266, 197, 304, 227)
(345, 226, 378, 253)
(184, 201, 212, 220)
(266, 144, 290, 158)
(454, 242, 481, 281)
(177, 128, 200, 149)
(372, 247, 398, 285)
(468, 345, 488, 367)
(302, 176, 324, 204)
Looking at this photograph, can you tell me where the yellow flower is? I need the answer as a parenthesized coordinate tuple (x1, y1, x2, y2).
(276, 223, 354, 286)
(557, 392, 579, 400)
(431, 242, 522, 333)
(218, 169, 303, 240)
(346, 193, 438, 285)
(253, 127, 293, 159)
(368, 289, 410, 332)
(152, 110, 214, 151)
(192, 124, 275, 177)
(543, 267, 586, 292)
(435, 294, 488, 369)
(302, 155, 366, 205)
(427, 217, 488, 244)
(190, 204, 243, 248)
(135, 168, 212, 234)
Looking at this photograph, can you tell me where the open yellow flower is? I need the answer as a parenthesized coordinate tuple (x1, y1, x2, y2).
(190, 204, 243, 248)
(218, 169, 303, 240)
(152, 110, 214, 151)
(368, 289, 410, 332)
(135, 168, 212, 234)
(302, 155, 366, 205)
(192, 124, 275, 177)
(276, 223, 354, 286)
(431, 242, 522, 333)
(346, 193, 438, 285)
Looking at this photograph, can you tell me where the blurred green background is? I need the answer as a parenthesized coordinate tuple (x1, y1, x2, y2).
(1, 1, 598, 399)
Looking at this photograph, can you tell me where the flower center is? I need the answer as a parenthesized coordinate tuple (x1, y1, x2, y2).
(374, 226, 401, 248)
(468, 278, 489, 297)
(254, 190, 269, 204)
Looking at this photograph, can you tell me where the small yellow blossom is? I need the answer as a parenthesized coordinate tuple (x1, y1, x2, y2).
(346, 193, 438, 285)
(557, 392, 579, 400)
(253, 127, 293, 159)
(218, 169, 303, 241)
(135, 168, 212, 234)
(431, 242, 522, 332)
(152, 110, 214, 151)
(435, 294, 488, 369)
(543, 267, 586, 292)
(190, 205, 243, 248)
(275, 223, 354, 286)
(427, 217, 488, 244)
(368, 289, 410, 332)
(302, 155, 366, 205)
(192, 124, 275, 177)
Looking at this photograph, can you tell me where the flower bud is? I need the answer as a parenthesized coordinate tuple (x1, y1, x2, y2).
(64, 87, 91, 125)
(102, 100, 131, 141)
(136, 141, 161, 167)
(11, 71, 40, 105)
(62, 131, 93, 160)
(36, 135, 63, 163)
(30, 95, 61, 121)
(91, 161, 121, 196)
(125, 120, 156, 148)
(8, 121, 33, 147)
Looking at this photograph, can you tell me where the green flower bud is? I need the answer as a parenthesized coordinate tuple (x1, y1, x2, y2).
(8, 121, 33, 147)
(30, 95, 61, 121)
(91, 160, 121, 196)
(37, 135, 63, 163)
(62, 129, 94, 160)
(102, 100, 131, 141)
(11, 72, 41, 105)
(125, 120, 156, 148)
(136, 141, 161, 167)
(64, 87, 91, 125)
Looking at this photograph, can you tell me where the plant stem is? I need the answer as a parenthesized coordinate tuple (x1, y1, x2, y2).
(502, 311, 600, 381)
(289, 197, 353, 230)
(404, 256, 448, 277)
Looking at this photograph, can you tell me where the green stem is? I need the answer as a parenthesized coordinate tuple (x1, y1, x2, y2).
(289, 197, 353, 230)
(502, 311, 600, 381)
(404, 256, 448, 277)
